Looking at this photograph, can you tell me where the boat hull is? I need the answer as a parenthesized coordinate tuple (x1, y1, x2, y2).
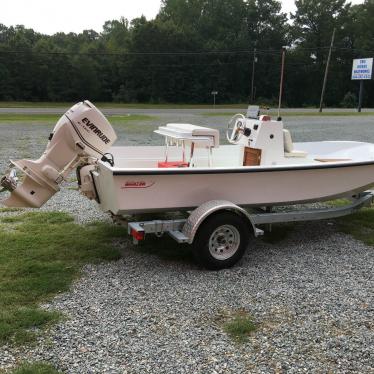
(93, 162, 374, 215)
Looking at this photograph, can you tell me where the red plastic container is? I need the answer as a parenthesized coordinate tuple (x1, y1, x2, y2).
(158, 161, 189, 168)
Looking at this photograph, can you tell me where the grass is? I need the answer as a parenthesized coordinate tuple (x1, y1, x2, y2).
(8, 362, 61, 374)
(0, 102, 247, 109)
(283, 111, 374, 116)
(0, 211, 124, 345)
(324, 197, 374, 245)
(109, 114, 156, 125)
(203, 110, 374, 117)
(0, 207, 24, 213)
(0, 113, 155, 123)
(0, 102, 73, 108)
(336, 206, 374, 246)
(0, 114, 60, 123)
(223, 310, 256, 343)
(325, 198, 352, 207)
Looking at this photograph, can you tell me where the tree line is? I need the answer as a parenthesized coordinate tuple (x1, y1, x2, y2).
(0, 0, 374, 107)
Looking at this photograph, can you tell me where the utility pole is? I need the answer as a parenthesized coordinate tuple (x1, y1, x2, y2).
(277, 47, 286, 121)
(319, 28, 336, 113)
(250, 48, 257, 103)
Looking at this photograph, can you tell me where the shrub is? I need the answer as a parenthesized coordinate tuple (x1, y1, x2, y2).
(340, 92, 357, 108)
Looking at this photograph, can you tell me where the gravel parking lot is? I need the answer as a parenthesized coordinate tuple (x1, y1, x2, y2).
(0, 109, 373, 373)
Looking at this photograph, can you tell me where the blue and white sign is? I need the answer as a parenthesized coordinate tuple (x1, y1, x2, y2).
(352, 58, 373, 80)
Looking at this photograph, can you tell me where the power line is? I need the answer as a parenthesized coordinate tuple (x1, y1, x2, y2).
(0, 49, 268, 56)
(0, 46, 339, 57)
(0, 46, 370, 63)
(0, 52, 321, 68)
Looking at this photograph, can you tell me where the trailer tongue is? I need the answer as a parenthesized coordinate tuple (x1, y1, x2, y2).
(0, 100, 116, 207)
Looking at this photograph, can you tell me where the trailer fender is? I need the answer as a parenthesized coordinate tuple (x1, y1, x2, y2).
(182, 200, 260, 244)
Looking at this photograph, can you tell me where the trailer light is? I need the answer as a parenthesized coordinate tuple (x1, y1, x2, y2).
(131, 228, 145, 241)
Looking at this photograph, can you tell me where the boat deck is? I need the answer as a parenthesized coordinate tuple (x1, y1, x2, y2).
(108, 141, 374, 170)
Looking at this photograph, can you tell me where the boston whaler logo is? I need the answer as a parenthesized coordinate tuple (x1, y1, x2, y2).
(81, 117, 111, 144)
(122, 181, 155, 189)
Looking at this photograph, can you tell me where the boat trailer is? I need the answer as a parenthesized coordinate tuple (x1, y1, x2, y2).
(116, 192, 373, 269)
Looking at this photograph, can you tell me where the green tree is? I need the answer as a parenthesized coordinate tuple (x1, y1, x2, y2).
(288, 0, 352, 106)
(0, 0, 372, 106)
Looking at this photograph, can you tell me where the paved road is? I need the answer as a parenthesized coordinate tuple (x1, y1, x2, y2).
(1, 107, 374, 153)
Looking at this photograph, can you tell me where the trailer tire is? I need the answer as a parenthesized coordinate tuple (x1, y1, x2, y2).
(192, 211, 249, 270)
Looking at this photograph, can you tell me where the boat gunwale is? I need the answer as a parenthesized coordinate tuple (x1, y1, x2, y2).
(108, 159, 374, 176)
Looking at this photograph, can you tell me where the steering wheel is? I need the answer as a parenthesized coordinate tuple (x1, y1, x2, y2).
(226, 114, 246, 144)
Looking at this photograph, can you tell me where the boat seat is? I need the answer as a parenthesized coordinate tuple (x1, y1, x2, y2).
(154, 123, 220, 148)
(283, 129, 307, 158)
(154, 123, 220, 167)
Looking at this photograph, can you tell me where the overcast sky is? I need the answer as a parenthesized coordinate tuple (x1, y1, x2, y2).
(1, 0, 365, 35)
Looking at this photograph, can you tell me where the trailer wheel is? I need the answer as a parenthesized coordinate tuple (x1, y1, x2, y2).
(192, 211, 249, 270)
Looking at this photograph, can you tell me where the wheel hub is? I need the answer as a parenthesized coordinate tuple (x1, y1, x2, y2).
(208, 224, 240, 260)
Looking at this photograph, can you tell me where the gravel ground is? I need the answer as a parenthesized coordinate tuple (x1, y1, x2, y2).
(0, 110, 373, 373)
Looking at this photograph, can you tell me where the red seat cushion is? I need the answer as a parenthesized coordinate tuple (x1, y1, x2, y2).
(158, 161, 189, 168)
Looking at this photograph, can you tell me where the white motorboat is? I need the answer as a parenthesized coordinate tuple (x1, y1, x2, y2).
(96, 138, 374, 215)
(2, 100, 374, 214)
(1, 101, 374, 269)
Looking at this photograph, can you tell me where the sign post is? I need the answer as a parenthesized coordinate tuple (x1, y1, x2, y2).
(351, 58, 373, 112)
(211, 91, 218, 108)
(358, 80, 364, 113)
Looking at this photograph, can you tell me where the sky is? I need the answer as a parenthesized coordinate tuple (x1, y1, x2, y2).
(1, 0, 365, 35)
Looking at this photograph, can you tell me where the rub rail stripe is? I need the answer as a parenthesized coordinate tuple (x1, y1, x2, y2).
(110, 160, 374, 176)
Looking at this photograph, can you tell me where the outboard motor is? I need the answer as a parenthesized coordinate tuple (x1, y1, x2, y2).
(0, 100, 117, 207)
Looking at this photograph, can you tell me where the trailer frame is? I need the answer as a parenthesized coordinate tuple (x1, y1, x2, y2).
(119, 191, 373, 246)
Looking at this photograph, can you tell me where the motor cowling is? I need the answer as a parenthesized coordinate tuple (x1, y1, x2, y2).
(0, 100, 117, 208)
